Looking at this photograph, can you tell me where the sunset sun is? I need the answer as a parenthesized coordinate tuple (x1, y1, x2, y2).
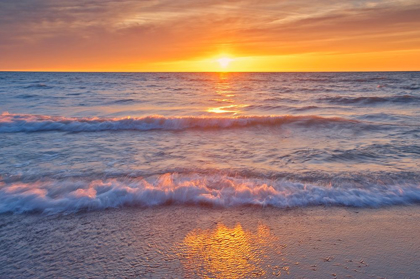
(217, 57, 233, 69)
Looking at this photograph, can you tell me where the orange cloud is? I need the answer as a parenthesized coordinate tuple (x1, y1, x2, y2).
(0, 0, 419, 71)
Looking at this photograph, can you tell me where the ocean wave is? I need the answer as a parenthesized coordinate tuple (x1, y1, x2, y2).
(320, 95, 420, 105)
(15, 94, 39, 99)
(109, 98, 136, 104)
(401, 85, 420, 90)
(0, 112, 360, 133)
(1, 173, 419, 214)
(293, 105, 320, 111)
(337, 77, 402, 83)
(24, 83, 52, 89)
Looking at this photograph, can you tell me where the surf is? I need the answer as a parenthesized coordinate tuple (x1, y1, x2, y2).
(0, 112, 361, 133)
(1, 173, 419, 214)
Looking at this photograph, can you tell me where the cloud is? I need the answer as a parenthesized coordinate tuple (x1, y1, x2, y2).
(0, 0, 419, 70)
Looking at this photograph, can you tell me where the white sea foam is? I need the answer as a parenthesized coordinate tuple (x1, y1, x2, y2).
(0, 112, 359, 133)
(1, 173, 419, 214)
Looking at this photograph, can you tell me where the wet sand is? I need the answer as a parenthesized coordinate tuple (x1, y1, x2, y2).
(1, 206, 419, 278)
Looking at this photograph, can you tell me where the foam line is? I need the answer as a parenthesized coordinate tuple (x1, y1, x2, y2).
(0, 112, 359, 133)
(1, 173, 419, 214)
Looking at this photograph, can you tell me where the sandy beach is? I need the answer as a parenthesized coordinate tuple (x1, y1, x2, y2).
(1, 205, 419, 278)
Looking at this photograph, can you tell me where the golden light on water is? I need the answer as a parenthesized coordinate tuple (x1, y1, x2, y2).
(206, 72, 249, 115)
(207, 104, 249, 114)
(180, 223, 288, 278)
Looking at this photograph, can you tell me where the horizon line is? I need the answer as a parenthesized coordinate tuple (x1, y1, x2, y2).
(1, 70, 419, 73)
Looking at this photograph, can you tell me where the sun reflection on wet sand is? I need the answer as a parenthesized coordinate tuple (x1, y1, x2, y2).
(179, 223, 288, 278)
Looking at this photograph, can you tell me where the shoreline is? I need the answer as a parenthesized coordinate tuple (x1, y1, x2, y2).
(1, 205, 419, 278)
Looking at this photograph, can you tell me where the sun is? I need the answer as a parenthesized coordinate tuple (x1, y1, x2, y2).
(217, 57, 233, 69)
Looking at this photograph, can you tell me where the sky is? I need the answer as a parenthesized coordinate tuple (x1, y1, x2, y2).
(1, 0, 420, 72)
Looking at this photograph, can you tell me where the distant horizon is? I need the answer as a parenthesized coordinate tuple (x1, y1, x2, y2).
(2, 70, 420, 73)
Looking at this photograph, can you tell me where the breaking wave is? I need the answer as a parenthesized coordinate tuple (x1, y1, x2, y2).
(0, 112, 360, 133)
(320, 94, 420, 105)
(1, 173, 419, 214)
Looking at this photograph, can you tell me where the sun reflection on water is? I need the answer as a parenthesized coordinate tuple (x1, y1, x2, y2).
(207, 104, 249, 114)
(207, 73, 249, 115)
(179, 223, 287, 278)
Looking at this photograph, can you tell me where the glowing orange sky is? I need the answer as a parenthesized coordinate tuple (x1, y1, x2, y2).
(1, 0, 420, 71)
